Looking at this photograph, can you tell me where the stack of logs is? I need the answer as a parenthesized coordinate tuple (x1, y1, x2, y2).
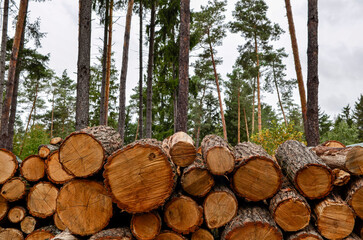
(1, 125, 363, 240)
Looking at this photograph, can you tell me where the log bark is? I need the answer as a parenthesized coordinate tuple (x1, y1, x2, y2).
(0, 228, 24, 240)
(204, 185, 238, 229)
(163, 194, 203, 234)
(275, 140, 333, 199)
(131, 212, 161, 240)
(201, 135, 235, 175)
(25, 229, 55, 240)
(0, 148, 18, 184)
(269, 177, 311, 232)
(346, 177, 363, 219)
(52, 229, 78, 240)
(20, 155, 45, 182)
(164, 131, 196, 167)
(286, 224, 323, 240)
(27, 182, 58, 218)
(45, 151, 74, 184)
(7, 206, 26, 223)
(0, 195, 8, 221)
(344, 233, 362, 240)
(1, 177, 26, 201)
(191, 229, 214, 240)
(56, 180, 113, 236)
(232, 142, 282, 201)
(332, 168, 350, 186)
(314, 193, 355, 239)
(320, 140, 346, 148)
(89, 228, 132, 240)
(50, 137, 62, 145)
(59, 125, 122, 177)
(104, 139, 176, 213)
(155, 231, 186, 240)
(20, 216, 36, 234)
(53, 213, 66, 231)
(221, 206, 283, 240)
(38, 144, 59, 159)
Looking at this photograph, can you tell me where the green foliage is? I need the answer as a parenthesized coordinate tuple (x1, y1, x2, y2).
(321, 120, 359, 146)
(354, 94, 363, 141)
(319, 107, 332, 138)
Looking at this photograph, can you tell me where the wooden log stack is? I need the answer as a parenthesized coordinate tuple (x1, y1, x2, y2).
(0, 126, 362, 240)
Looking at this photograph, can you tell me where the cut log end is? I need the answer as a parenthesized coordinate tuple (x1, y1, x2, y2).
(25, 230, 55, 240)
(20, 216, 37, 234)
(50, 137, 62, 145)
(224, 222, 282, 240)
(286, 225, 323, 240)
(345, 146, 363, 175)
(274, 199, 310, 232)
(206, 147, 235, 175)
(131, 212, 161, 240)
(53, 213, 66, 231)
(27, 182, 58, 218)
(21, 155, 45, 182)
(346, 178, 363, 219)
(89, 228, 132, 240)
(0, 228, 24, 240)
(155, 231, 186, 240)
(0, 149, 18, 184)
(1, 177, 26, 202)
(46, 151, 74, 184)
(170, 141, 196, 167)
(0, 195, 8, 221)
(181, 168, 214, 197)
(321, 140, 346, 148)
(8, 206, 26, 223)
(191, 229, 214, 240)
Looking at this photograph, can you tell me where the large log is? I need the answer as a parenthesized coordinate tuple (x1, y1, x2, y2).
(0, 195, 8, 221)
(155, 231, 186, 240)
(45, 151, 74, 184)
(0, 228, 24, 240)
(346, 177, 363, 219)
(314, 193, 355, 239)
(201, 135, 235, 175)
(204, 185, 238, 229)
(191, 229, 214, 240)
(7, 206, 26, 223)
(104, 139, 176, 213)
(275, 140, 333, 199)
(89, 228, 133, 240)
(269, 177, 311, 232)
(286, 225, 323, 240)
(20, 216, 37, 234)
(20, 155, 45, 182)
(0, 148, 18, 184)
(1, 177, 26, 202)
(221, 206, 283, 240)
(131, 212, 161, 240)
(59, 125, 122, 177)
(56, 180, 113, 236)
(163, 131, 196, 167)
(38, 144, 59, 159)
(232, 142, 282, 201)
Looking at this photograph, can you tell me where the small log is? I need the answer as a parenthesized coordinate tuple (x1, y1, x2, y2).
(0, 149, 18, 184)
(191, 229, 214, 240)
(59, 125, 122, 177)
(221, 206, 283, 240)
(164, 194, 203, 234)
(104, 139, 176, 213)
(20, 216, 37, 234)
(346, 177, 363, 219)
(56, 180, 113, 236)
(53, 213, 66, 231)
(321, 140, 346, 148)
(269, 177, 311, 232)
(27, 182, 58, 218)
(275, 140, 333, 199)
(232, 142, 282, 201)
(38, 144, 59, 159)
(0, 228, 24, 240)
(1, 177, 26, 202)
(45, 151, 74, 184)
(181, 154, 214, 197)
(201, 135, 235, 175)
(131, 212, 161, 240)
(0, 195, 8, 221)
(20, 155, 45, 182)
(286, 224, 323, 240)
(155, 231, 186, 240)
(50, 137, 62, 145)
(164, 131, 196, 167)
(25, 229, 55, 240)
(7, 206, 26, 223)
(314, 193, 355, 239)
(89, 228, 133, 240)
(332, 168, 350, 186)
(204, 185, 238, 229)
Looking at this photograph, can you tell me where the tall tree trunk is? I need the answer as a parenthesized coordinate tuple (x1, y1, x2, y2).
(145, 0, 155, 138)
(0, 0, 9, 125)
(208, 29, 227, 141)
(272, 61, 288, 126)
(104, 0, 113, 125)
(243, 107, 249, 141)
(99, 0, 109, 125)
(0, 0, 28, 148)
(284, 0, 308, 133)
(254, 34, 262, 133)
(251, 77, 256, 135)
(118, 0, 134, 144)
(196, 79, 207, 148)
(306, 0, 319, 146)
(76, 0, 92, 130)
(176, 0, 190, 133)
(237, 89, 240, 143)
(138, 0, 143, 139)
(50, 88, 55, 139)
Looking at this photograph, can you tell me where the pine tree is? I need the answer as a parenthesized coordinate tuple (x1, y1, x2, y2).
(354, 94, 363, 141)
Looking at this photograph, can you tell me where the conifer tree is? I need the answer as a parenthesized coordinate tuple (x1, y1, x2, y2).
(354, 94, 363, 141)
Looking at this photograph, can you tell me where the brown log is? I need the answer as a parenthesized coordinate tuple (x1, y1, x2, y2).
(56, 180, 113, 236)
(89, 228, 133, 240)
(53, 212, 66, 231)
(221, 206, 283, 240)
(25, 229, 54, 240)
(164, 131, 196, 167)
(275, 140, 333, 199)
(1, 177, 26, 201)
(204, 185, 238, 229)
(181, 154, 214, 197)
(232, 142, 282, 201)
(20, 155, 45, 182)
(155, 231, 186, 240)
(201, 135, 235, 175)
(45, 151, 74, 184)
(7, 206, 26, 223)
(38, 144, 59, 159)
(346, 177, 363, 219)
(164, 194, 203, 234)
(344, 233, 362, 240)
(20, 216, 36, 234)
(269, 177, 310, 232)
(321, 140, 346, 148)
(0, 148, 18, 184)
(0, 228, 24, 240)
(27, 182, 58, 218)
(0, 195, 8, 221)
(191, 229, 214, 240)
(332, 168, 350, 186)
(286, 224, 323, 240)
(314, 193, 355, 239)
(131, 212, 161, 240)
(104, 139, 176, 213)
(52, 229, 78, 240)
(50, 137, 62, 145)
(59, 125, 122, 177)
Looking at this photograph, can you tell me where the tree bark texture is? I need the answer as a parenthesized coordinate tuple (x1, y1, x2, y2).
(138, 0, 143, 139)
(286, 225, 323, 240)
(0, 0, 9, 124)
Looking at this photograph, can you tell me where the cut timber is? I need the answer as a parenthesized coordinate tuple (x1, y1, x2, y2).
(232, 142, 282, 201)
(50, 137, 62, 145)
(104, 139, 176, 213)
(25, 230, 54, 240)
(314, 193, 355, 239)
(276, 140, 333, 199)
(165, 131, 196, 167)
(221, 206, 283, 240)
(269, 177, 311, 232)
(45, 151, 74, 184)
(321, 140, 346, 148)
(20, 216, 37, 234)
(1, 177, 26, 201)
(204, 185, 238, 229)
(201, 135, 235, 175)
(191, 229, 214, 240)
(346, 177, 363, 219)
(8, 206, 26, 223)
(27, 182, 58, 218)
(131, 212, 161, 240)
(56, 180, 113, 236)
(0, 148, 18, 184)
(286, 225, 323, 240)
(0, 228, 24, 240)
(0, 195, 8, 221)
(164, 194, 203, 234)
(53, 213, 66, 231)
(59, 125, 122, 177)
(20, 155, 45, 182)
(155, 231, 186, 240)
(181, 155, 214, 197)
(332, 168, 350, 186)
(89, 228, 132, 240)
(38, 144, 59, 158)
(312, 146, 363, 175)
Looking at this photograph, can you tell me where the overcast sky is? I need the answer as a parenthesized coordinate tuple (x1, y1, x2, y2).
(18, 0, 363, 120)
